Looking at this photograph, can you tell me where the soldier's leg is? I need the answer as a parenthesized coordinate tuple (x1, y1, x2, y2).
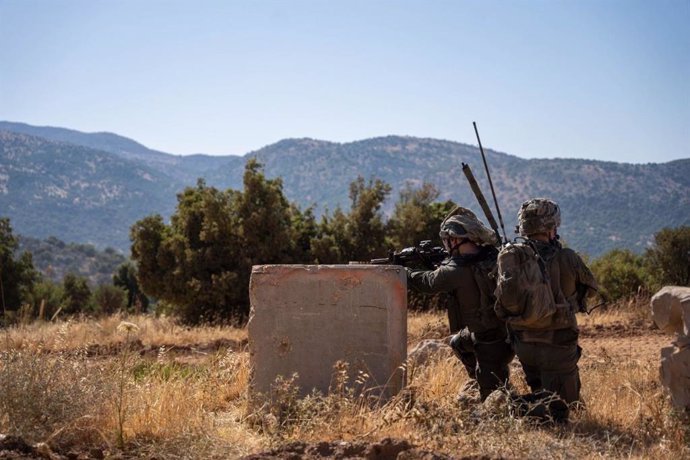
(449, 328, 477, 380)
(511, 339, 551, 419)
(474, 331, 515, 400)
(540, 343, 582, 405)
(520, 361, 543, 393)
(516, 341, 580, 423)
(512, 337, 542, 392)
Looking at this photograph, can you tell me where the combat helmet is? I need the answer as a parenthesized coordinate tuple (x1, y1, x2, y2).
(439, 206, 498, 246)
(516, 198, 561, 237)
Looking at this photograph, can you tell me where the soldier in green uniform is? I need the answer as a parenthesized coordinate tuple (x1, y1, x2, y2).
(502, 198, 598, 422)
(407, 208, 514, 401)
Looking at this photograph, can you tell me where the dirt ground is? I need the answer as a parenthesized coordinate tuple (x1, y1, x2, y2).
(239, 437, 500, 460)
(1, 312, 684, 460)
(238, 322, 679, 460)
(579, 322, 671, 365)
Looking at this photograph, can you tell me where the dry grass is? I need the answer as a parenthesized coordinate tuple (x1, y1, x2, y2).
(1, 301, 688, 459)
(0, 314, 247, 353)
(578, 293, 653, 330)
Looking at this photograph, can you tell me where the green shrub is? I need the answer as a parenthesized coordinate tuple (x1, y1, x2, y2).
(591, 249, 651, 301)
(93, 284, 127, 315)
(26, 279, 64, 320)
(645, 226, 690, 288)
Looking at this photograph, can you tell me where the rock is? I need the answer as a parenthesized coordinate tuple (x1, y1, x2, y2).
(456, 379, 481, 406)
(651, 286, 690, 335)
(660, 342, 690, 410)
(407, 339, 453, 368)
(88, 448, 105, 459)
(481, 389, 510, 417)
(0, 435, 33, 455)
(34, 442, 63, 460)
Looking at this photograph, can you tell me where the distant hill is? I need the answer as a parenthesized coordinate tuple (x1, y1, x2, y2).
(18, 236, 127, 286)
(0, 121, 240, 183)
(1, 122, 688, 257)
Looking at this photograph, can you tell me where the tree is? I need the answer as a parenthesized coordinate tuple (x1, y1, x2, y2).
(289, 205, 318, 262)
(386, 182, 457, 249)
(131, 179, 241, 322)
(311, 177, 392, 263)
(113, 262, 149, 312)
(131, 162, 311, 323)
(347, 177, 392, 261)
(311, 208, 351, 264)
(384, 184, 459, 312)
(61, 273, 92, 315)
(645, 226, 690, 287)
(0, 217, 37, 317)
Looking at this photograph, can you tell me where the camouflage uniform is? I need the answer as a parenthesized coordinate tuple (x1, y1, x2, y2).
(407, 208, 514, 401)
(508, 199, 597, 421)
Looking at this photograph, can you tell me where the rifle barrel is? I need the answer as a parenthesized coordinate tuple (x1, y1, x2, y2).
(462, 163, 500, 243)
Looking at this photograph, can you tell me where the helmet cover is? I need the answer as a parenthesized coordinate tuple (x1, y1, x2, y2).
(439, 206, 498, 246)
(516, 198, 561, 236)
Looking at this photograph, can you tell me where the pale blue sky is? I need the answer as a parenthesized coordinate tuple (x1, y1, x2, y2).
(1, 0, 688, 163)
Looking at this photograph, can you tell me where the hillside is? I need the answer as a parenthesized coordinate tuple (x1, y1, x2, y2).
(0, 121, 240, 184)
(0, 124, 688, 256)
(18, 236, 127, 286)
(0, 130, 180, 249)
(243, 137, 690, 255)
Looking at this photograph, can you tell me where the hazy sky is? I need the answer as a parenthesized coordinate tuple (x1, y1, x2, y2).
(1, 0, 688, 163)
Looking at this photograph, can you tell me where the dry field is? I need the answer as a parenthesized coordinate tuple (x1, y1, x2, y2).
(1, 297, 688, 459)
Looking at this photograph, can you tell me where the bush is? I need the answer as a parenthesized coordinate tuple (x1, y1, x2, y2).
(591, 249, 651, 301)
(93, 284, 127, 315)
(26, 280, 64, 320)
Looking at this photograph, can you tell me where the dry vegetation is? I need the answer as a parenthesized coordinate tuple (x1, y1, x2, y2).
(1, 298, 688, 459)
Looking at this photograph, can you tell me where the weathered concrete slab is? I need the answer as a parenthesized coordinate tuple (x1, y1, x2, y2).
(651, 286, 690, 335)
(248, 264, 407, 400)
(660, 337, 690, 410)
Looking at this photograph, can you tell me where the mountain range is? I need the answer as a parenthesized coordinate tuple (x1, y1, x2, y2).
(0, 121, 688, 257)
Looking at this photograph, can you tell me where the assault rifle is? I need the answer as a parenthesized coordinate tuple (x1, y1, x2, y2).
(370, 240, 448, 270)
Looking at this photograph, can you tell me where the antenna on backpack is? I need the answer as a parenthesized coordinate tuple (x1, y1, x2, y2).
(473, 122, 508, 244)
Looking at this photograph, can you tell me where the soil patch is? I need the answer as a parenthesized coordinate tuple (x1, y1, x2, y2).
(241, 438, 503, 460)
(579, 320, 662, 339)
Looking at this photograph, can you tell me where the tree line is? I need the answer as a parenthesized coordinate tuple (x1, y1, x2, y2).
(1, 160, 688, 325)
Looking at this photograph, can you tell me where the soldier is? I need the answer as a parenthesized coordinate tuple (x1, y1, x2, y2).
(500, 198, 598, 422)
(406, 208, 514, 402)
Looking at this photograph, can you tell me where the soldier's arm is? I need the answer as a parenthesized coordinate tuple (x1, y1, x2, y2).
(406, 264, 458, 294)
(575, 254, 598, 298)
(563, 249, 599, 309)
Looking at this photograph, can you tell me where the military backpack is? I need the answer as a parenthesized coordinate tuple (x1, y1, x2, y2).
(494, 240, 570, 329)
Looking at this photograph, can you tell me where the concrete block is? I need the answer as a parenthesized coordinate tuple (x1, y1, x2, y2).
(651, 286, 690, 335)
(660, 342, 690, 410)
(248, 264, 407, 400)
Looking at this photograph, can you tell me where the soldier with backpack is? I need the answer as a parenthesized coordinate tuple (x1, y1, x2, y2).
(494, 198, 598, 422)
(407, 207, 515, 402)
